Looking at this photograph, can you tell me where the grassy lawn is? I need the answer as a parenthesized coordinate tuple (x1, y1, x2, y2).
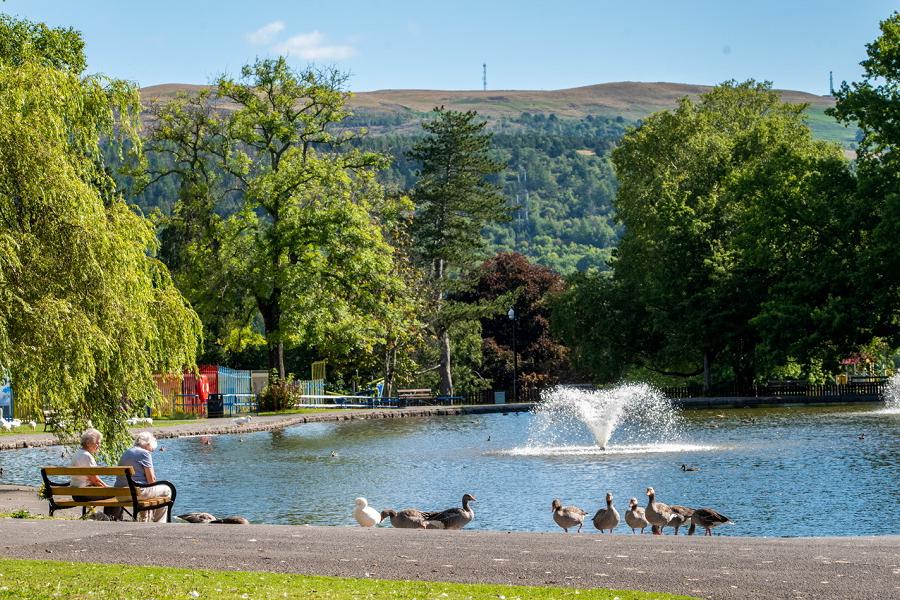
(0, 559, 695, 600)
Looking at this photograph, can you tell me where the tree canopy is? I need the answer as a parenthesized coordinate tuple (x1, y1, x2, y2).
(555, 81, 860, 387)
(147, 59, 408, 379)
(0, 15, 200, 451)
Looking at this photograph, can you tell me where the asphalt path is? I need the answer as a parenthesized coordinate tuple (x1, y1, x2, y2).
(1, 520, 898, 599)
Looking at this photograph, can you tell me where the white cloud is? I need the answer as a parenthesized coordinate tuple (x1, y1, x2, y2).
(272, 31, 356, 61)
(245, 21, 286, 45)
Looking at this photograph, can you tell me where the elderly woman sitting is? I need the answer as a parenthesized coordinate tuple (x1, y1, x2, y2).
(114, 432, 171, 522)
(69, 428, 111, 501)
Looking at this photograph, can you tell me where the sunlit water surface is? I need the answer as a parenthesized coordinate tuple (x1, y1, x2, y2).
(2, 392, 898, 536)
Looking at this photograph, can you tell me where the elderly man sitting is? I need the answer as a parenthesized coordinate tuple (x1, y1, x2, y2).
(114, 431, 171, 522)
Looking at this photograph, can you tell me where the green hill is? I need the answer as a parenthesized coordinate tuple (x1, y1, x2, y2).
(135, 82, 858, 273)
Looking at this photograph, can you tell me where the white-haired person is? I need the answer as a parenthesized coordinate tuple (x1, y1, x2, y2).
(114, 432, 171, 522)
(70, 428, 111, 501)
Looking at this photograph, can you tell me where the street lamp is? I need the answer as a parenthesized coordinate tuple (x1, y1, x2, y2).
(508, 307, 518, 403)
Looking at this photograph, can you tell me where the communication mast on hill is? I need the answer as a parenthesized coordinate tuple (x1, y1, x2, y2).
(829, 71, 834, 95)
(483, 63, 487, 91)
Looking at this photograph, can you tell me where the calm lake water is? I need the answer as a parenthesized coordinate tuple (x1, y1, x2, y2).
(2, 400, 898, 537)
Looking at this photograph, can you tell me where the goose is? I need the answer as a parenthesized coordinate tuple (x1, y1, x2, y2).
(669, 505, 695, 535)
(680, 464, 699, 472)
(234, 416, 252, 426)
(28, 420, 37, 430)
(624, 497, 650, 533)
(380, 508, 440, 529)
(352, 497, 382, 527)
(423, 493, 476, 530)
(645, 487, 675, 535)
(551, 499, 587, 533)
(592, 492, 620, 533)
(211, 515, 250, 524)
(688, 508, 732, 536)
(178, 512, 217, 523)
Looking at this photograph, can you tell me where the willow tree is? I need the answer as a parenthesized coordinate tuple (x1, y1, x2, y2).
(147, 59, 406, 379)
(0, 16, 200, 451)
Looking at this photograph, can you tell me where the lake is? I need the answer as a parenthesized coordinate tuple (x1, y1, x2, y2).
(1, 388, 898, 537)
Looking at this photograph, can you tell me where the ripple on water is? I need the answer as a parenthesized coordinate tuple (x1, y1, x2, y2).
(492, 443, 720, 457)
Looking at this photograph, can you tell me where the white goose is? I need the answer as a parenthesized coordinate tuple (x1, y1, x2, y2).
(352, 497, 382, 527)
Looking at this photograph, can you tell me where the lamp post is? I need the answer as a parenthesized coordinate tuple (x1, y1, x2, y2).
(508, 307, 518, 403)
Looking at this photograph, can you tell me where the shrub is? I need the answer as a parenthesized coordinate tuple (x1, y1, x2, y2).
(259, 376, 301, 412)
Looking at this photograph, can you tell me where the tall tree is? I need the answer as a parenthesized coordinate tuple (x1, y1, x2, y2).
(559, 81, 856, 388)
(409, 108, 509, 395)
(829, 11, 900, 347)
(0, 16, 200, 450)
(147, 59, 407, 379)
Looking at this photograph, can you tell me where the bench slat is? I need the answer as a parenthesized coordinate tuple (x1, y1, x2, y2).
(53, 497, 169, 508)
(49, 486, 132, 498)
(42, 466, 134, 476)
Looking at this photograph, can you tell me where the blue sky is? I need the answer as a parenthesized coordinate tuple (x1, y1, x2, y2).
(5, 1, 895, 94)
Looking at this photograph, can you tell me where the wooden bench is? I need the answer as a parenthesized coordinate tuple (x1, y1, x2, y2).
(397, 389, 433, 403)
(40, 466, 177, 522)
(42, 409, 59, 432)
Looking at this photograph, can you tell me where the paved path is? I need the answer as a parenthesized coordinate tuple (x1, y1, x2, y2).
(0, 403, 534, 451)
(0, 519, 897, 600)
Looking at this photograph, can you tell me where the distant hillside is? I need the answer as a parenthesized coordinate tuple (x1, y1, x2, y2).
(134, 82, 858, 274)
(141, 81, 856, 146)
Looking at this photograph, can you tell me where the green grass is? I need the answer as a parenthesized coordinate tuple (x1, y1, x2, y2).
(0, 559, 696, 600)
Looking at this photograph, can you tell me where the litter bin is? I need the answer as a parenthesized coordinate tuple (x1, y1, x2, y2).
(207, 393, 225, 418)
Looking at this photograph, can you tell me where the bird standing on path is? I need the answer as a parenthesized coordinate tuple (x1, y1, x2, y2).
(552, 498, 587, 533)
(352, 497, 382, 527)
(669, 505, 695, 535)
(625, 497, 649, 533)
(592, 492, 620, 533)
(688, 508, 732, 536)
(645, 487, 675, 534)
(423, 493, 476, 530)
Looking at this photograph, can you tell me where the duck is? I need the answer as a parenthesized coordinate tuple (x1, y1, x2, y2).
(669, 505, 695, 535)
(624, 497, 650, 534)
(422, 493, 476, 530)
(645, 487, 675, 535)
(680, 464, 699, 472)
(234, 416, 252, 426)
(210, 515, 250, 524)
(380, 508, 439, 529)
(688, 508, 732, 536)
(551, 498, 587, 533)
(178, 512, 217, 523)
(352, 497, 382, 527)
(592, 492, 620, 533)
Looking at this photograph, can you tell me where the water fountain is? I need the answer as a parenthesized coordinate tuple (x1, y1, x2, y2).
(881, 372, 900, 413)
(505, 383, 714, 456)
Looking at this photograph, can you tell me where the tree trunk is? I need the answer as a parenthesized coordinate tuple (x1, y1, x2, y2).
(384, 344, 396, 399)
(434, 257, 453, 397)
(258, 291, 285, 380)
(438, 326, 453, 397)
(703, 352, 711, 395)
